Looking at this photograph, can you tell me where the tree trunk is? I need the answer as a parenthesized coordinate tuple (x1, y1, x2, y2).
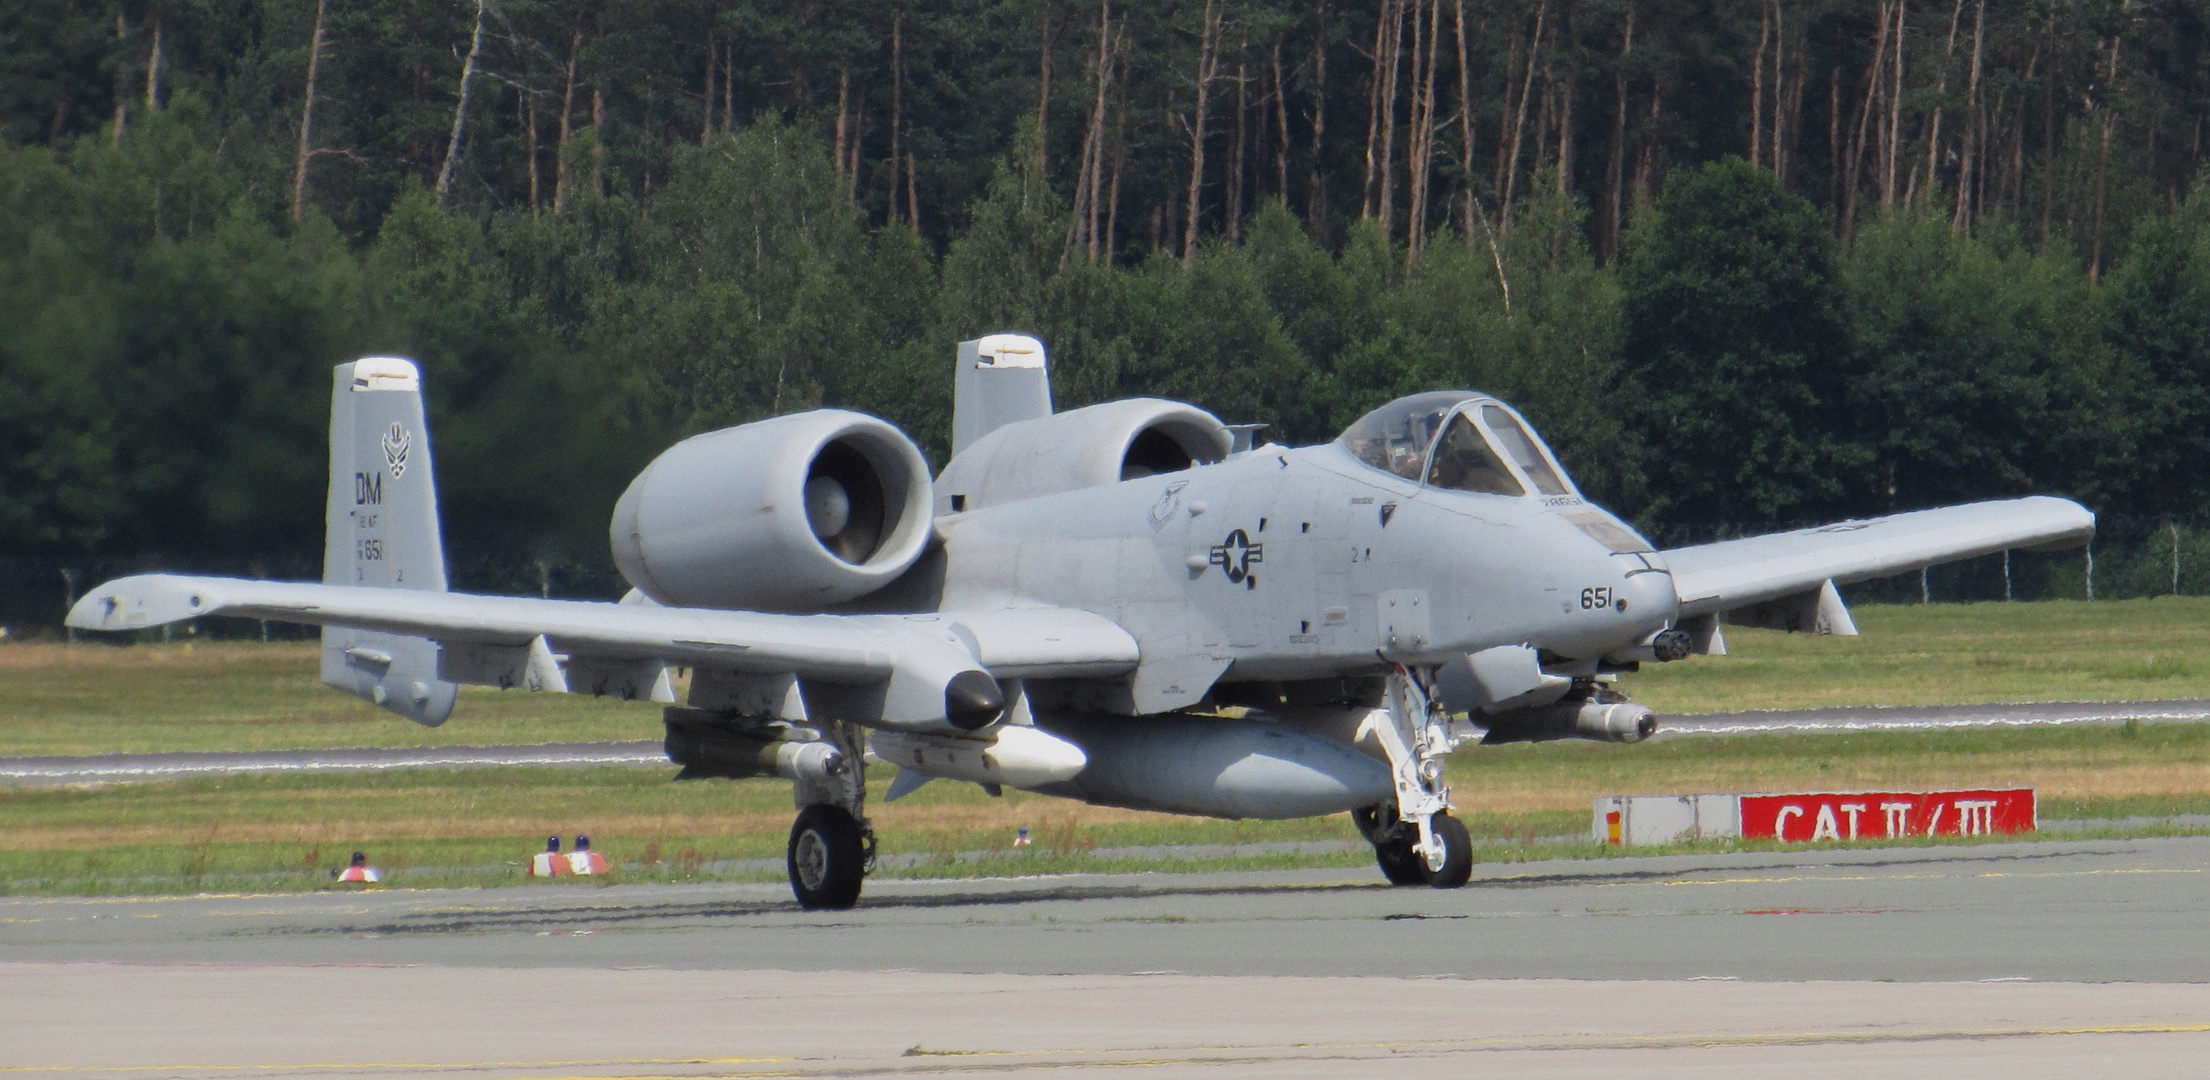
(1828, 65, 1841, 214)
(525, 88, 541, 216)
(1751, 4, 1767, 167)
(1067, 1, 1113, 262)
(1605, 5, 1632, 260)
(436, 0, 488, 208)
(1229, 60, 1247, 243)
(1501, 1, 1546, 225)
(591, 84, 605, 197)
(144, 7, 162, 111)
(1377, 0, 1406, 230)
(1883, 1, 1905, 210)
(1093, 11, 1117, 260)
(724, 42, 735, 133)
(1844, 0, 1891, 240)
(701, 28, 716, 145)
(554, 30, 580, 213)
(1108, 103, 1127, 262)
(1554, 1, 1573, 197)
(1309, 0, 1330, 234)
(110, 6, 129, 146)
(2090, 29, 2123, 283)
(291, 0, 328, 222)
(1455, 0, 1477, 247)
(1362, 0, 1389, 220)
(907, 151, 922, 236)
(1405, 0, 1434, 261)
(1036, 1, 1054, 176)
(1921, 0, 1964, 211)
(891, 13, 905, 223)
(1273, 39, 1291, 206)
(1425, 0, 1446, 249)
(835, 67, 852, 181)
(1952, 0, 1984, 231)
(1183, 0, 1222, 264)
(1772, 0, 1788, 181)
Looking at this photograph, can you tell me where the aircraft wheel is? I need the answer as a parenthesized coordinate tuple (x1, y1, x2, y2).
(1425, 812, 1474, 889)
(787, 804, 865, 910)
(1374, 836, 1428, 885)
(1355, 806, 1428, 886)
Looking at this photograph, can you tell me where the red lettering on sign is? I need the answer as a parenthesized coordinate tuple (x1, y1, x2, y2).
(1740, 789, 2034, 842)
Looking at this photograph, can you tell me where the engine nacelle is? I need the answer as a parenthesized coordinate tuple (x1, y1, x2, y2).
(611, 410, 934, 611)
(935, 398, 1234, 513)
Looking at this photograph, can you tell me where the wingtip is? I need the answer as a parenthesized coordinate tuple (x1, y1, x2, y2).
(63, 575, 212, 632)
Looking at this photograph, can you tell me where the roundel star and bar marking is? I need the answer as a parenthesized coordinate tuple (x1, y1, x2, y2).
(1209, 529, 1264, 589)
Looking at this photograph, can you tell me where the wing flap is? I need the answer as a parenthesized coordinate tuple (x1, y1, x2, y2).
(1665, 497, 2094, 618)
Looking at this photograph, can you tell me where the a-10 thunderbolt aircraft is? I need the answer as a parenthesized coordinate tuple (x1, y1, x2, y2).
(70, 335, 2094, 908)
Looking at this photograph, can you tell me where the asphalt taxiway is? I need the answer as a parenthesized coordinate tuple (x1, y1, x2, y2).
(3, 837, 2206, 1078)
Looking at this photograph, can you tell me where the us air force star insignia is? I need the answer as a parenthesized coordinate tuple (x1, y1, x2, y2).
(1208, 528, 1264, 589)
(382, 422, 411, 479)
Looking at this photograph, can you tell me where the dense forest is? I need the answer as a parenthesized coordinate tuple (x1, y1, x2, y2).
(5, 0, 2210, 623)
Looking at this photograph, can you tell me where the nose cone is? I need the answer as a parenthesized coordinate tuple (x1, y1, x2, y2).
(944, 670, 1006, 730)
(1618, 555, 1681, 625)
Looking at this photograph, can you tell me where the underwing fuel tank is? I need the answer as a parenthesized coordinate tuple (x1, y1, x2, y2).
(1029, 713, 1394, 819)
(870, 726, 1089, 789)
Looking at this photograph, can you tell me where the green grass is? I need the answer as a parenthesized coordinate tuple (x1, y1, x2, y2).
(1627, 597, 2210, 714)
(0, 640, 660, 755)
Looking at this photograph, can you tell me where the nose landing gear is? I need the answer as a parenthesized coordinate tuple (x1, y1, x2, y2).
(1356, 666, 1477, 888)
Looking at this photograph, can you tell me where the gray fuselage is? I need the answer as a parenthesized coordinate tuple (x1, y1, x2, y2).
(937, 439, 1680, 698)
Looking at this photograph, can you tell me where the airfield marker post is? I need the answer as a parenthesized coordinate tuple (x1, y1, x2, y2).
(60, 569, 76, 644)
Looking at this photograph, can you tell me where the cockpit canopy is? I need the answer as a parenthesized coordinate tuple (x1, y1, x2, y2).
(1337, 391, 1576, 498)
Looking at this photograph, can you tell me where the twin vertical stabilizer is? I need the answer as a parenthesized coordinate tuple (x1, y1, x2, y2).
(951, 334, 1053, 457)
(319, 357, 458, 726)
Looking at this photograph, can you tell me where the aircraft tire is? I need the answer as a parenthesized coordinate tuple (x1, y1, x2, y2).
(787, 804, 866, 910)
(1374, 838, 1427, 886)
(1355, 805, 1427, 886)
(1425, 813, 1474, 889)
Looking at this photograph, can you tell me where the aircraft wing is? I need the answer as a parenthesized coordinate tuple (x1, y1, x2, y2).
(1664, 496, 2095, 619)
(65, 574, 1140, 728)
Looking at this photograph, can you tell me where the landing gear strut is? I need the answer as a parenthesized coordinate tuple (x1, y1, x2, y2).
(786, 720, 874, 910)
(1357, 667, 1476, 888)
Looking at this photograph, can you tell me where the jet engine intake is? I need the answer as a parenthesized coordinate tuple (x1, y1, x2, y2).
(1480, 699, 1658, 744)
(936, 399, 1234, 513)
(612, 410, 934, 611)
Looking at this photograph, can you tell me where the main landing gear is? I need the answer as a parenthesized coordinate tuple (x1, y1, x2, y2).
(785, 720, 875, 910)
(1356, 667, 1476, 888)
